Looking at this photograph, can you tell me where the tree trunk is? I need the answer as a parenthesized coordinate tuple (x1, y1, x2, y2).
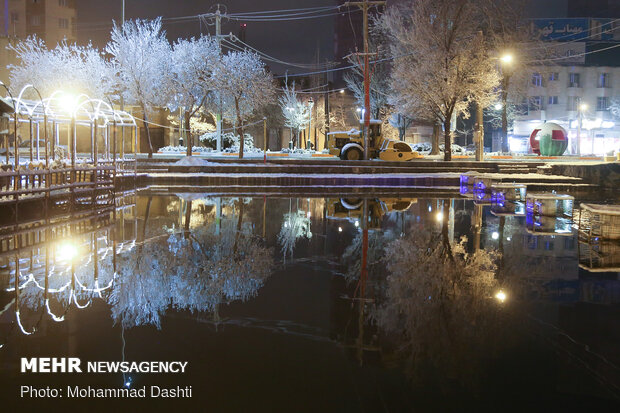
(141, 110, 154, 159)
(430, 123, 440, 155)
(184, 111, 192, 157)
(233, 201, 244, 255)
(443, 118, 452, 161)
(234, 97, 244, 159)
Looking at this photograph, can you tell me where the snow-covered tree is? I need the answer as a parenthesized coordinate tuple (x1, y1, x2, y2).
(166, 35, 220, 157)
(279, 80, 311, 149)
(106, 18, 171, 158)
(381, 0, 500, 161)
(8, 37, 115, 99)
(211, 50, 275, 158)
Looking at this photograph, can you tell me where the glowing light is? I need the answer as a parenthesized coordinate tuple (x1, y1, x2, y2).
(356, 108, 362, 112)
(495, 290, 507, 303)
(507, 236, 511, 241)
(354, 220, 359, 227)
(306, 211, 311, 218)
(58, 93, 78, 114)
(494, 103, 502, 110)
(500, 54, 513, 64)
(339, 89, 345, 94)
(579, 103, 588, 111)
(57, 242, 78, 262)
(436, 212, 443, 222)
(338, 226, 343, 232)
(491, 231, 499, 240)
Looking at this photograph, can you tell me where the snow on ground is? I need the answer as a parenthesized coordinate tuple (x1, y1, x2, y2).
(173, 156, 215, 167)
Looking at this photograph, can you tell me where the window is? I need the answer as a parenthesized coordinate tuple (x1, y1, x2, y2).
(549, 72, 559, 81)
(569, 73, 580, 87)
(548, 96, 558, 105)
(597, 97, 610, 111)
(529, 96, 542, 111)
(30, 15, 41, 26)
(59, 18, 68, 29)
(567, 96, 581, 111)
(598, 73, 610, 88)
(531, 72, 543, 87)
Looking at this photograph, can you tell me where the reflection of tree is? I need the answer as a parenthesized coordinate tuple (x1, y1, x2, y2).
(375, 228, 507, 390)
(277, 210, 312, 259)
(341, 229, 398, 283)
(110, 218, 274, 329)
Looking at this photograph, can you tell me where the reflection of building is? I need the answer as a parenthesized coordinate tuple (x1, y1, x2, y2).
(510, 17, 620, 155)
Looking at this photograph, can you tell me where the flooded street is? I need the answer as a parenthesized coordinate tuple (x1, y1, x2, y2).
(1, 192, 619, 411)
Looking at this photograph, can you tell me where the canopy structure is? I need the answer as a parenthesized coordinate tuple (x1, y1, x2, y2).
(0, 85, 139, 170)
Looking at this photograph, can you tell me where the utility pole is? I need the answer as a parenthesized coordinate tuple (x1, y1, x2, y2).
(344, 1, 385, 160)
(215, 7, 222, 152)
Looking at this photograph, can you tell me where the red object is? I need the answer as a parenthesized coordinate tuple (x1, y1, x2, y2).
(529, 129, 541, 155)
(551, 130, 566, 141)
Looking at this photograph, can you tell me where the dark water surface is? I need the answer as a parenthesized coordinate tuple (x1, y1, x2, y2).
(1, 192, 619, 412)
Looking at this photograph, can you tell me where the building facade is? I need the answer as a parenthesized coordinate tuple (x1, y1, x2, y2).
(511, 17, 620, 155)
(4, 0, 76, 45)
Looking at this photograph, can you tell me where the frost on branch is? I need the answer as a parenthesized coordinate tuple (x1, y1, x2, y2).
(279, 80, 310, 148)
(106, 18, 171, 158)
(381, 0, 500, 160)
(211, 50, 275, 158)
(8, 37, 114, 99)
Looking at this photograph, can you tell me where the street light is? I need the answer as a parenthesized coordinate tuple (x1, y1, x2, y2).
(500, 54, 513, 64)
(494, 103, 502, 111)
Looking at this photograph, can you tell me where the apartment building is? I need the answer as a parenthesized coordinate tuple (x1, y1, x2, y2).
(510, 17, 620, 155)
(4, 0, 76, 45)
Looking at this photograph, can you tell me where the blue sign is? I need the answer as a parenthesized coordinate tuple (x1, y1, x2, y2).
(532, 18, 589, 41)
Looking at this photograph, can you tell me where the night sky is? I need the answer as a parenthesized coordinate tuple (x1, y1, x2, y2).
(76, 0, 338, 75)
(76, 0, 568, 75)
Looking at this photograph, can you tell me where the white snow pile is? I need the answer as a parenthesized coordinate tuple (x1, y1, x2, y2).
(410, 142, 474, 155)
(160, 145, 213, 153)
(280, 148, 316, 155)
(173, 156, 212, 167)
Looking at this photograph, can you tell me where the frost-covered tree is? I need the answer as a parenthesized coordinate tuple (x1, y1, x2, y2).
(166, 36, 220, 157)
(211, 50, 275, 158)
(279, 80, 310, 149)
(106, 18, 171, 158)
(381, 0, 500, 160)
(8, 37, 115, 99)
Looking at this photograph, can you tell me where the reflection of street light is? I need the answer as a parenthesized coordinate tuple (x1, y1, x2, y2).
(57, 241, 78, 262)
(436, 212, 443, 222)
(494, 103, 503, 111)
(495, 290, 507, 303)
(577, 103, 588, 157)
(491, 231, 499, 240)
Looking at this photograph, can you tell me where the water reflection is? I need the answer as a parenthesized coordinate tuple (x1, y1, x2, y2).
(1, 192, 619, 407)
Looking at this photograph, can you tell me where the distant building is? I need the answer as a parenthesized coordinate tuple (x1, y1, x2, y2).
(510, 17, 620, 155)
(4, 0, 76, 45)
